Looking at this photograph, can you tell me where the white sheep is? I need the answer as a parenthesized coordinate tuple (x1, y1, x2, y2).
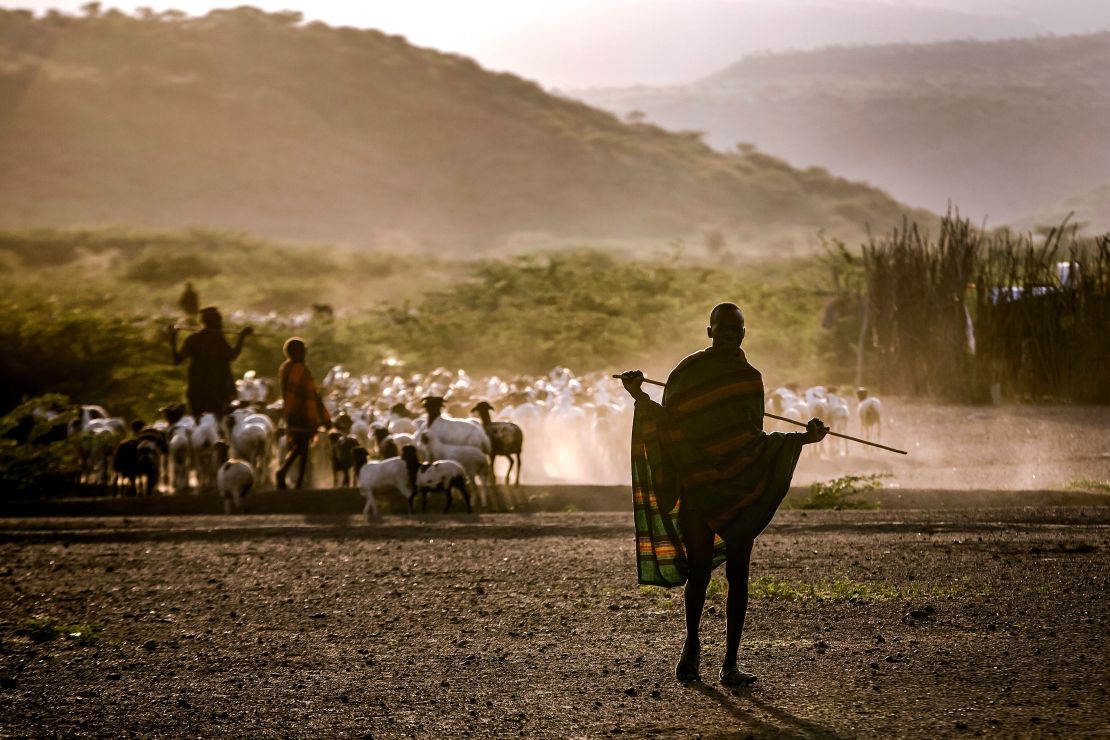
(189, 413, 221, 491)
(67, 405, 113, 436)
(224, 408, 275, 487)
(348, 407, 373, 448)
(787, 395, 808, 418)
(857, 388, 883, 444)
(417, 431, 490, 508)
(356, 456, 409, 518)
(826, 391, 851, 456)
(68, 407, 127, 485)
(766, 387, 803, 432)
(420, 397, 491, 455)
(804, 386, 830, 421)
(400, 446, 472, 513)
(800, 388, 835, 457)
(235, 371, 270, 403)
(372, 425, 415, 459)
(167, 415, 195, 494)
(386, 402, 419, 435)
(216, 441, 254, 514)
(766, 387, 797, 416)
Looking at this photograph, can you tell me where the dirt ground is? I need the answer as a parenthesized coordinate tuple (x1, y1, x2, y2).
(1, 504, 1107, 738)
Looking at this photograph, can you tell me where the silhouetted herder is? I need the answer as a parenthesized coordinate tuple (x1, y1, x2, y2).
(620, 302, 828, 686)
(275, 337, 331, 490)
(179, 281, 199, 319)
(169, 307, 252, 418)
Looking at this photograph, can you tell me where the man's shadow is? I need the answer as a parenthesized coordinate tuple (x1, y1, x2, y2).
(687, 682, 842, 739)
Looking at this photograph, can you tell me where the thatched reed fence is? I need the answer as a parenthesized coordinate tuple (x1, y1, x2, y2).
(860, 215, 1110, 403)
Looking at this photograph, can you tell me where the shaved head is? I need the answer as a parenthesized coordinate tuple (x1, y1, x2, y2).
(709, 302, 744, 326)
(707, 302, 746, 349)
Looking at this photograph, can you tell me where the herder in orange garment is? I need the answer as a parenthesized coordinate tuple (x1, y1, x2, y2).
(275, 337, 332, 490)
(620, 303, 828, 686)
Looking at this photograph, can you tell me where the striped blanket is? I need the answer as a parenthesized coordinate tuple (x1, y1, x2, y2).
(279, 360, 332, 435)
(631, 348, 805, 587)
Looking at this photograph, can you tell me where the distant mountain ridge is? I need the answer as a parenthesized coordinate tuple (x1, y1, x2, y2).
(576, 33, 1110, 227)
(489, 0, 1049, 88)
(0, 8, 927, 255)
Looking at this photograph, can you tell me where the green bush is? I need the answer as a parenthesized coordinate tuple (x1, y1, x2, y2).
(0, 228, 846, 419)
(369, 249, 828, 379)
(0, 297, 182, 419)
(794, 473, 889, 510)
(125, 253, 221, 284)
(0, 395, 80, 495)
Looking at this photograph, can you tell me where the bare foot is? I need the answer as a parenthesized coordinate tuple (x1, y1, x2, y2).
(719, 664, 757, 686)
(675, 638, 700, 682)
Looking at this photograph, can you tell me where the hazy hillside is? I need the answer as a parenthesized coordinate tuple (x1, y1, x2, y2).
(0, 8, 925, 255)
(576, 33, 1110, 226)
(496, 0, 1045, 88)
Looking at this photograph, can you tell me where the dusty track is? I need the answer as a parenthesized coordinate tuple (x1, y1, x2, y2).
(1, 505, 1107, 737)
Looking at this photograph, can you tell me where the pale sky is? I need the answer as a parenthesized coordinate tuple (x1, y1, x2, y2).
(7, 0, 1110, 87)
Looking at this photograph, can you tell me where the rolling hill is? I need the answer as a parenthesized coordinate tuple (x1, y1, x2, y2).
(576, 33, 1110, 228)
(0, 7, 926, 255)
(492, 0, 1048, 88)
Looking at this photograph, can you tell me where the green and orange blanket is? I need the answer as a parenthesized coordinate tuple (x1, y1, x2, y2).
(631, 348, 805, 587)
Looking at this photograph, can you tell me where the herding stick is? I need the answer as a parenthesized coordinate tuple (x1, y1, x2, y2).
(611, 374, 908, 455)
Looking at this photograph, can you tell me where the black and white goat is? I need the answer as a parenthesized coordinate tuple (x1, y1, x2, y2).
(417, 431, 490, 508)
(401, 446, 471, 514)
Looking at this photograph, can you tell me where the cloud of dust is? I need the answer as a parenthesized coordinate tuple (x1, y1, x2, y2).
(789, 402, 1109, 491)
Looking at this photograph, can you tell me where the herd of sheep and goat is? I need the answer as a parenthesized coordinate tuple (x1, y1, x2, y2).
(23, 365, 884, 515)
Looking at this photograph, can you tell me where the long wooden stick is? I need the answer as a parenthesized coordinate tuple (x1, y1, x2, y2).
(171, 324, 276, 338)
(611, 374, 908, 455)
(762, 412, 908, 455)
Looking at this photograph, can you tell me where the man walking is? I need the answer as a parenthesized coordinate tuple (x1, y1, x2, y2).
(179, 282, 199, 320)
(275, 337, 331, 490)
(620, 302, 827, 686)
(169, 306, 251, 418)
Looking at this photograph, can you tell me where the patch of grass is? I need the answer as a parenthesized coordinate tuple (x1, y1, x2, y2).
(643, 573, 980, 604)
(748, 576, 898, 602)
(1065, 479, 1110, 494)
(793, 473, 890, 510)
(706, 575, 729, 600)
(638, 585, 672, 600)
(747, 575, 975, 602)
(23, 616, 101, 645)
